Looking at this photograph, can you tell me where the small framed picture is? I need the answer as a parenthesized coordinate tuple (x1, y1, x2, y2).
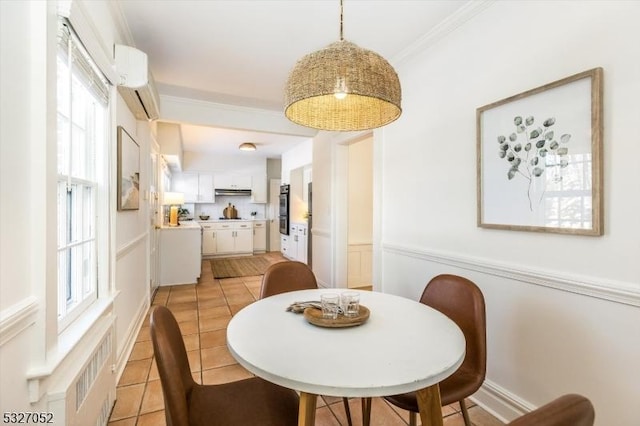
(117, 126, 140, 211)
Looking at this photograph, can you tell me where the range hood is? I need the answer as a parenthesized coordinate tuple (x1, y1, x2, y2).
(215, 188, 252, 196)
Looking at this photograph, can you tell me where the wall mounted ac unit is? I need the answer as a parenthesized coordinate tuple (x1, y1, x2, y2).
(115, 44, 160, 121)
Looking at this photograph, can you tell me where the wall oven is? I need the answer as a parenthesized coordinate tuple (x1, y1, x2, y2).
(279, 184, 290, 235)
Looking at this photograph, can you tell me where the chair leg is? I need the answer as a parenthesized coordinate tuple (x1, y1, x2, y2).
(460, 399, 472, 426)
(409, 411, 417, 426)
(362, 397, 372, 426)
(343, 397, 352, 426)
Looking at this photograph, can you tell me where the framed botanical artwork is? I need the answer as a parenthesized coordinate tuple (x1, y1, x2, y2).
(477, 68, 603, 235)
(117, 126, 140, 211)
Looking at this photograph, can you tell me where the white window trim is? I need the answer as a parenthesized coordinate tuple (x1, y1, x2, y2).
(56, 19, 110, 331)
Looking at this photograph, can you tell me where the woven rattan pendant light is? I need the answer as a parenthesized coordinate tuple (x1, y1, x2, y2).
(284, 0, 401, 131)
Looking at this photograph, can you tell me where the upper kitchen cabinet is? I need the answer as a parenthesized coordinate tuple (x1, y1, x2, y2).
(250, 174, 267, 204)
(214, 173, 252, 190)
(198, 173, 215, 201)
(172, 172, 214, 203)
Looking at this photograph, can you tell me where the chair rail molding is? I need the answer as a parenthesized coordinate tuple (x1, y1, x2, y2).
(0, 296, 38, 346)
(311, 227, 331, 238)
(116, 231, 148, 260)
(383, 242, 640, 307)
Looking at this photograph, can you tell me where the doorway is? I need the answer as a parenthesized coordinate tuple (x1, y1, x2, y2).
(148, 150, 161, 296)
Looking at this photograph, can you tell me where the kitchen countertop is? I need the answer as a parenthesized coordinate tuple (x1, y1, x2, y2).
(161, 221, 202, 230)
(195, 218, 266, 223)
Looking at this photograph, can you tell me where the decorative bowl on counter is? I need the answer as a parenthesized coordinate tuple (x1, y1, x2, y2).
(199, 215, 210, 220)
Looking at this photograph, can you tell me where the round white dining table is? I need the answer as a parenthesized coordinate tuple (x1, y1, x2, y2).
(227, 289, 466, 426)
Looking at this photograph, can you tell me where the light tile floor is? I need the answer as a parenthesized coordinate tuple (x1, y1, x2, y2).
(108, 253, 504, 426)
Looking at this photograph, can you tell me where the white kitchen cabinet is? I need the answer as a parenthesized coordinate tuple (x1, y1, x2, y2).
(235, 226, 253, 252)
(280, 234, 290, 259)
(253, 221, 267, 253)
(250, 174, 267, 204)
(216, 227, 235, 253)
(159, 224, 202, 285)
(214, 173, 252, 190)
(197, 173, 214, 202)
(171, 172, 198, 203)
(286, 223, 307, 263)
(213, 221, 253, 255)
(172, 172, 214, 203)
(295, 224, 308, 264)
(201, 223, 217, 256)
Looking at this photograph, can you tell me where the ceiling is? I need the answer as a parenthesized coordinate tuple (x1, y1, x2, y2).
(116, 0, 470, 156)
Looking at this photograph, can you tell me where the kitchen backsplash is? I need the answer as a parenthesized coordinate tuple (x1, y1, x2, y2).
(184, 196, 266, 220)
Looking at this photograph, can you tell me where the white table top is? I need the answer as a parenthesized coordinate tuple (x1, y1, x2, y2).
(227, 289, 466, 398)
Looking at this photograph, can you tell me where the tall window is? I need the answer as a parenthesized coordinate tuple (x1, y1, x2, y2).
(56, 20, 109, 328)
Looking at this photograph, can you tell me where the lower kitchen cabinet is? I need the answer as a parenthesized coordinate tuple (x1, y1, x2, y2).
(207, 221, 253, 256)
(201, 223, 217, 255)
(253, 220, 266, 253)
(159, 225, 202, 285)
(290, 223, 308, 263)
(280, 234, 290, 258)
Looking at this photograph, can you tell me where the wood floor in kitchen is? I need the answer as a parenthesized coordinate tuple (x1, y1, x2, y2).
(107, 253, 504, 426)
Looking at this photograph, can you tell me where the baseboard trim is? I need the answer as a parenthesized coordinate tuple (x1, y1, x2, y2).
(472, 380, 535, 423)
(383, 243, 640, 307)
(113, 294, 149, 383)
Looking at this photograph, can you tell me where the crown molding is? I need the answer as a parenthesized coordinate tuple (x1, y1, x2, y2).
(108, 0, 136, 47)
(393, 0, 496, 66)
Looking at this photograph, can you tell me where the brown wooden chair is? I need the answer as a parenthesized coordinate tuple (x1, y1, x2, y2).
(150, 305, 299, 426)
(508, 394, 594, 425)
(379, 274, 486, 426)
(259, 260, 318, 298)
(259, 260, 354, 426)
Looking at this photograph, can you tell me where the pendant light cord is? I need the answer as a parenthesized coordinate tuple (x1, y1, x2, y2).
(339, 0, 344, 41)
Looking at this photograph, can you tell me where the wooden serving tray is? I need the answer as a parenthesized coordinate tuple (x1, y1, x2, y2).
(303, 305, 370, 328)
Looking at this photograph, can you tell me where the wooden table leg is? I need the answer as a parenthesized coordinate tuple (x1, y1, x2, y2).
(416, 384, 443, 426)
(298, 392, 318, 426)
(362, 397, 372, 426)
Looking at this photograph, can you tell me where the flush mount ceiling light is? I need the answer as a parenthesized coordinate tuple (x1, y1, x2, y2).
(239, 142, 257, 151)
(284, 0, 402, 131)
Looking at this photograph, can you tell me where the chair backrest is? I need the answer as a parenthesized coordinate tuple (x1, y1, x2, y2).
(150, 305, 196, 426)
(508, 394, 595, 426)
(259, 261, 317, 299)
(420, 274, 486, 390)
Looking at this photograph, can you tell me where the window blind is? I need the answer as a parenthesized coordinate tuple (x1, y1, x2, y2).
(58, 19, 109, 106)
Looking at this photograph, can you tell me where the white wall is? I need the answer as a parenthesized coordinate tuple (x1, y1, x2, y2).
(114, 95, 153, 369)
(281, 138, 312, 184)
(379, 2, 640, 425)
(311, 132, 335, 288)
(0, 0, 152, 417)
(0, 0, 50, 413)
